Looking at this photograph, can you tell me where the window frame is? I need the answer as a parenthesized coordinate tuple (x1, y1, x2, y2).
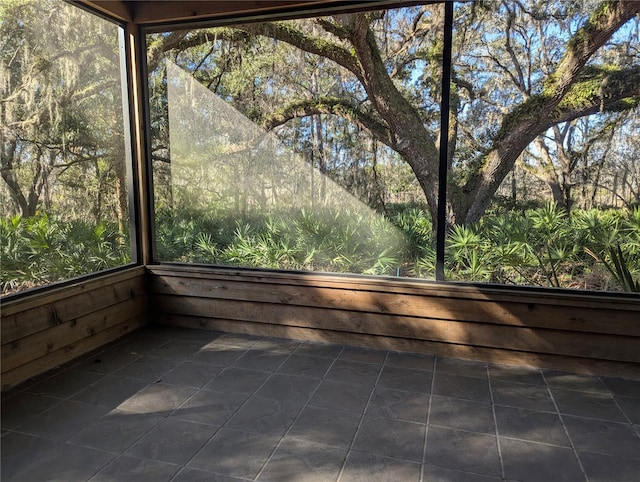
(0, 1, 142, 301)
(139, 0, 640, 299)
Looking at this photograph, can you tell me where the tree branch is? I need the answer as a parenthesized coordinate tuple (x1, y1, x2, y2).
(262, 97, 393, 148)
(147, 29, 250, 72)
(462, 64, 639, 224)
(233, 21, 361, 78)
(483, 51, 525, 94)
(503, 2, 527, 94)
(548, 65, 640, 126)
(543, 1, 640, 101)
(314, 18, 351, 40)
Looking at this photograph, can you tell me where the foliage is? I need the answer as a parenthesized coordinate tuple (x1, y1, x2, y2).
(582, 206, 640, 292)
(1, 215, 129, 294)
(4, 203, 638, 295)
(147, 1, 640, 227)
(454, 203, 640, 290)
(1, 0, 127, 221)
(3, 1, 639, 297)
(1, 0, 131, 294)
(153, 202, 638, 291)
(155, 206, 404, 276)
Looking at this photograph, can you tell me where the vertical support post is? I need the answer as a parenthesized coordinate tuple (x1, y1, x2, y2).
(118, 27, 137, 263)
(125, 22, 153, 265)
(436, 1, 454, 282)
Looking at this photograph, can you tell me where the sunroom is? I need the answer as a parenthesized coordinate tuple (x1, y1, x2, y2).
(1, 1, 639, 480)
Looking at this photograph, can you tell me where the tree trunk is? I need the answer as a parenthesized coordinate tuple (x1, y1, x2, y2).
(346, 14, 441, 222)
(235, 2, 640, 226)
(1, 147, 46, 218)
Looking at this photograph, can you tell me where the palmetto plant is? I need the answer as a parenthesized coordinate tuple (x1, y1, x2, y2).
(585, 244, 640, 292)
(157, 206, 405, 276)
(1, 215, 129, 294)
(194, 232, 220, 262)
(581, 207, 640, 292)
(1, 216, 32, 293)
(151, 202, 639, 291)
(525, 203, 579, 287)
(445, 225, 493, 282)
(6, 203, 637, 295)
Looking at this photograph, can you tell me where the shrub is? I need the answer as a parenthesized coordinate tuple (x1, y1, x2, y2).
(5, 203, 637, 295)
(1, 215, 129, 295)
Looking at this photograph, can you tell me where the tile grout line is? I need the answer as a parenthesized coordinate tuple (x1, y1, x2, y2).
(8, 334, 262, 482)
(162, 338, 264, 482)
(252, 344, 346, 481)
(2, 336, 176, 459)
(161, 337, 264, 482)
(487, 365, 506, 481)
(60, 331, 176, 404)
(78, 336, 241, 481)
(419, 355, 438, 482)
(24, 368, 109, 403)
(541, 371, 590, 482)
(10, 329, 637, 482)
(172, 339, 316, 481)
(65, 445, 119, 482)
(335, 350, 389, 482)
(604, 379, 639, 429)
(91, 340, 236, 462)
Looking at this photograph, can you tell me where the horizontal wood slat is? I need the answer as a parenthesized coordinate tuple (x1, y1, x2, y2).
(148, 266, 640, 379)
(1, 316, 146, 391)
(157, 313, 640, 380)
(150, 275, 638, 335)
(2, 298, 146, 373)
(154, 295, 638, 363)
(1, 267, 148, 390)
(1, 266, 145, 316)
(2, 271, 145, 343)
(147, 266, 639, 310)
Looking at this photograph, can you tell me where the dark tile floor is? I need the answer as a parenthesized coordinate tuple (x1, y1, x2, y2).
(2, 325, 639, 482)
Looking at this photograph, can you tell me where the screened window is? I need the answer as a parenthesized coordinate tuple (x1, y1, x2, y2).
(147, 1, 639, 292)
(1, 0, 134, 295)
(447, 1, 640, 291)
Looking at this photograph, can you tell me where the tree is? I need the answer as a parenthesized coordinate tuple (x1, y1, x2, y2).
(451, 1, 640, 222)
(523, 116, 619, 212)
(148, 1, 640, 227)
(596, 112, 640, 208)
(1, 0, 127, 226)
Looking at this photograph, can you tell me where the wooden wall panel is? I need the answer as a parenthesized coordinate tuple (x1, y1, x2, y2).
(79, 0, 132, 22)
(148, 266, 640, 379)
(1, 267, 147, 391)
(2, 273, 145, 344)
(150, 274, 638, 335)
(162, 313, 640, 380)
(130, 0, 330, 24)
(154, 295, 638, 362)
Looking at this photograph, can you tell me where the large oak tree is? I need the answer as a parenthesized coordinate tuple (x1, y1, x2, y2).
(149, 1, 640, 226)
